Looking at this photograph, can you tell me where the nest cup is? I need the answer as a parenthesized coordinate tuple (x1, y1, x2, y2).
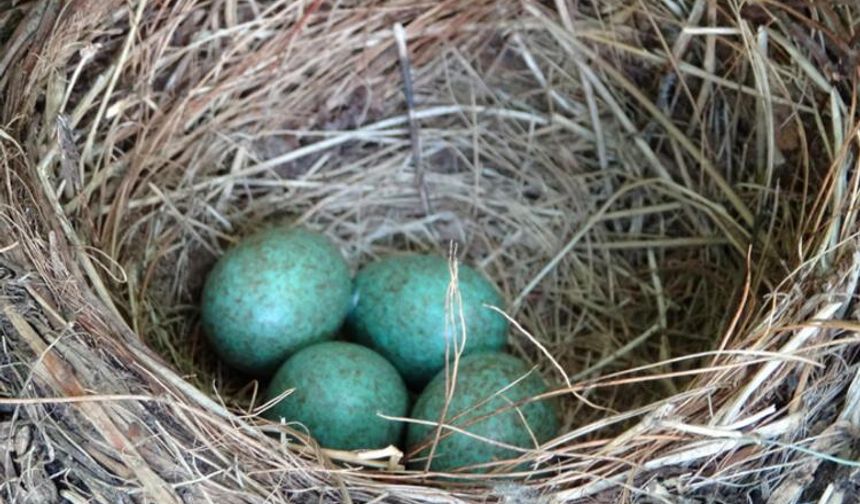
(1, 2, 859, 502)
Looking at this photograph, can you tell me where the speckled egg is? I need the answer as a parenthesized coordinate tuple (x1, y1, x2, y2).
(346, 254, 508, 388)
(406, 352, 559, 473)
(201, 226, 351, 376)
(263, 341, 410, 450)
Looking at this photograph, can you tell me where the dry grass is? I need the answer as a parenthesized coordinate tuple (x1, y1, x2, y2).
(1, 0, 859, 502)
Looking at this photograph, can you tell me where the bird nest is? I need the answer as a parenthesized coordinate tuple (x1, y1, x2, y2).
(1, 1, 859, 502)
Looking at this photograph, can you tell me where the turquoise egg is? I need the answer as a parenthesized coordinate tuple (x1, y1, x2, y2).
(406, 352, 559, 473)
(346, 254, 507, 388)
(201, 226, 351, 376)
(263, 341, 410, 450)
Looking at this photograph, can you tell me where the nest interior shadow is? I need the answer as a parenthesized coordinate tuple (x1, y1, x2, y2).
(1, 1, 858, 503)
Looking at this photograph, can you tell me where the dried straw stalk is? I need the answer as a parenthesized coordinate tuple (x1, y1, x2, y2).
(1, 0, 859, 502)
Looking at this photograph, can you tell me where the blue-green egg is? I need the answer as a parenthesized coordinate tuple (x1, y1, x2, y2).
(406, 352, 559, 473)
(201, 226, 351, 376)
(347, 254, 507, 388)
(263, 341, 410, 450)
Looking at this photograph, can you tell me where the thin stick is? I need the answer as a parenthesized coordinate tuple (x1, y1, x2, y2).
(393, 22, 432, 215)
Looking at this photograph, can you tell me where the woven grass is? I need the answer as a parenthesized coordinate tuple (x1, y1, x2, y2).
(1, 1, 859, 502)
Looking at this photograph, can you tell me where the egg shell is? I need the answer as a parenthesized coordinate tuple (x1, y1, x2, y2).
(406, 352, 559, 473)
(201, 226, 351, 376)
(347, 254, 507, 388)
(263, 341, 410, 450)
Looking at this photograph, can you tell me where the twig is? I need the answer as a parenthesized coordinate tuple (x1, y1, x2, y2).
(56, 114, 82, 200)
(393, 22, 433, 215)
